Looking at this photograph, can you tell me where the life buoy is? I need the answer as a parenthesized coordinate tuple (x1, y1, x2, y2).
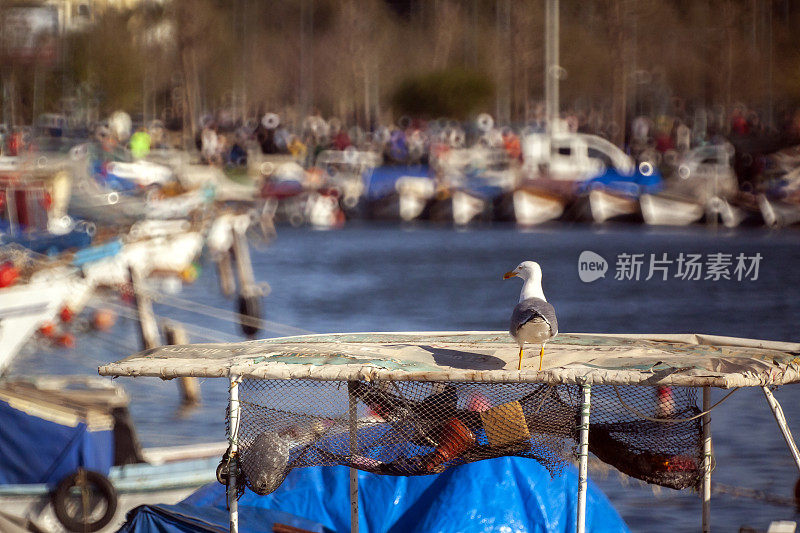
(262, 113, 280, 130)
(476, 113, 494, 132)
(51, 469, 118, 532)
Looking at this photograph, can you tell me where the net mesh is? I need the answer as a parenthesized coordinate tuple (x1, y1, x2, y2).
(234, 379, 704, 496)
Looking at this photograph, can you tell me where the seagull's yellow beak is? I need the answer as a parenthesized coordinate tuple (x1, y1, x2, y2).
(503, 271, 517, 280)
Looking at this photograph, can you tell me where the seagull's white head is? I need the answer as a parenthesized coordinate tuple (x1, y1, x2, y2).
(503, 261, 545, 301)
(503, 261, 542, 282)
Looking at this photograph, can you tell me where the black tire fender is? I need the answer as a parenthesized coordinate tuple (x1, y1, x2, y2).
(51, 468, 118, 532)
(238, 293, 262, 337)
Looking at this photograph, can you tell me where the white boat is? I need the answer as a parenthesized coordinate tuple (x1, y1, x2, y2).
(511, 187, 567, 226)
(315, 149, 382, 214)
(0, 376, 224, 532)
(642, 144, 739, 227)
(521, 130, 636, 181)
(305, 191, 345, 229)
(452, 189, 490, 226)
(705, 196, 749, 228)
(0, 267, 90, 375)
(640, 193, 705, 226)
(430, 146, 516, 226)
(0, 219, 206, 374)
(517, 130, 643, 225)
(758, 194, 800, 228)
(585, 189, 640, 223)
(427, 187, 496, 226)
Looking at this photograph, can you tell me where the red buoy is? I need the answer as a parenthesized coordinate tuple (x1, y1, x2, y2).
(59, 306, 73, 323)
(38, 322, 55, 338)
(0, 262, 19, 288)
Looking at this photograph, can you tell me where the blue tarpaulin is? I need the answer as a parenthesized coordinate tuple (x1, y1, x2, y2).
(577, 168, 663, 196)
(119, 502, 330, 533)
(365, 165, 431, 201)
(0, 220, 94, 255)
(121, 457, 628, 533)
(0, 397, 113, 486)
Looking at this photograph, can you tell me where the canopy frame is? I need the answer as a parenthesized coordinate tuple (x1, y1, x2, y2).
(98, 331, 800, 533)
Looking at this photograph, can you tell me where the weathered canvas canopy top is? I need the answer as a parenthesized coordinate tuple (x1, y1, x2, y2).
(98, 331, 800, 388)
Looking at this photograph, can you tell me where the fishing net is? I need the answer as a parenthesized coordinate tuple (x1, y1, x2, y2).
(232, 379, 704, 497)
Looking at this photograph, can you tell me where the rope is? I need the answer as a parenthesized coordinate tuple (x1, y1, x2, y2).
(143, 291, 313, 336)
(93, 299, 239, 343)
(711, 481, 797, 508)
(611, 385, 739, 423)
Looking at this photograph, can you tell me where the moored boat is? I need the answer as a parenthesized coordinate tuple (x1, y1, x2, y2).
(758, 194, 800, 228)
(640, 193, 705, 226)
(0, 376, 224, 532)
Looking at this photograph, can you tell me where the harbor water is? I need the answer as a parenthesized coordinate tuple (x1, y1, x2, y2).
(10, 223, 800, 532)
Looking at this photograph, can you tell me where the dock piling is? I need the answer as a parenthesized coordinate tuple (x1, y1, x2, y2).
(164, 322, 201, 406)
(231, 226, 262, 337)
(129, 266, 160, 350)
(216, 250, 236, 298)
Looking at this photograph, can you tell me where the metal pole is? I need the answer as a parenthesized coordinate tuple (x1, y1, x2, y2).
(577, 383, 591, 533)
(762, 386, 800, 473)
(348, 382, 359, 533)
(702, 386, 712, 533)
(228, 376, 241, 533)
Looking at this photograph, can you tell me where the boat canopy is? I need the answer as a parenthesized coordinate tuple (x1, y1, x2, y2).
(100, 331, 800, 389)
(120, 456, 628, 533)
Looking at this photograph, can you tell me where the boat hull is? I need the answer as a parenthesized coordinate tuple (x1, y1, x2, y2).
(640, 193, 704, 226)
(510, 188, 567, 226)
(0, 446, 223, 532)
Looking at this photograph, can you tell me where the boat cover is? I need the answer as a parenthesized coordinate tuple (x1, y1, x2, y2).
(100, 331, 800, 388)
(0, 391, 114, 485)
(578, 168, 663, 196)
(120, 457, 628, 533)
(365, 165, 431, 201)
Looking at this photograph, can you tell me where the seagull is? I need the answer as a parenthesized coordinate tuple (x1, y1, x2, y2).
(503, 261, 558, 371)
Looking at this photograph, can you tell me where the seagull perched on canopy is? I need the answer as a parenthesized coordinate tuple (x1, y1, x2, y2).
(503, 261, 558, 371)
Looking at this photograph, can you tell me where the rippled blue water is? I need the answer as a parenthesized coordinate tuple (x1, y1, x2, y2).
(10, 223, 800, 532)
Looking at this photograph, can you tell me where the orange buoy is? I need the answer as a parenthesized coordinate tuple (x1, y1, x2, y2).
(180, 263, 200, 283)
(59, 306, 74, 323)
(0, 262, 19, 288)
(92, 309, 117, 331)
(38, 321, 55, 338)
(57, 333, 75, 348)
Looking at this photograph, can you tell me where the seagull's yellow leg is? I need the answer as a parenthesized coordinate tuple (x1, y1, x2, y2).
(538, 344, 545, 371)
(518, 347, 524, 370)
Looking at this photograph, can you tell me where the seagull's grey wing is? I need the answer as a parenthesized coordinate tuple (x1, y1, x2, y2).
(510, 298, 558, 337)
